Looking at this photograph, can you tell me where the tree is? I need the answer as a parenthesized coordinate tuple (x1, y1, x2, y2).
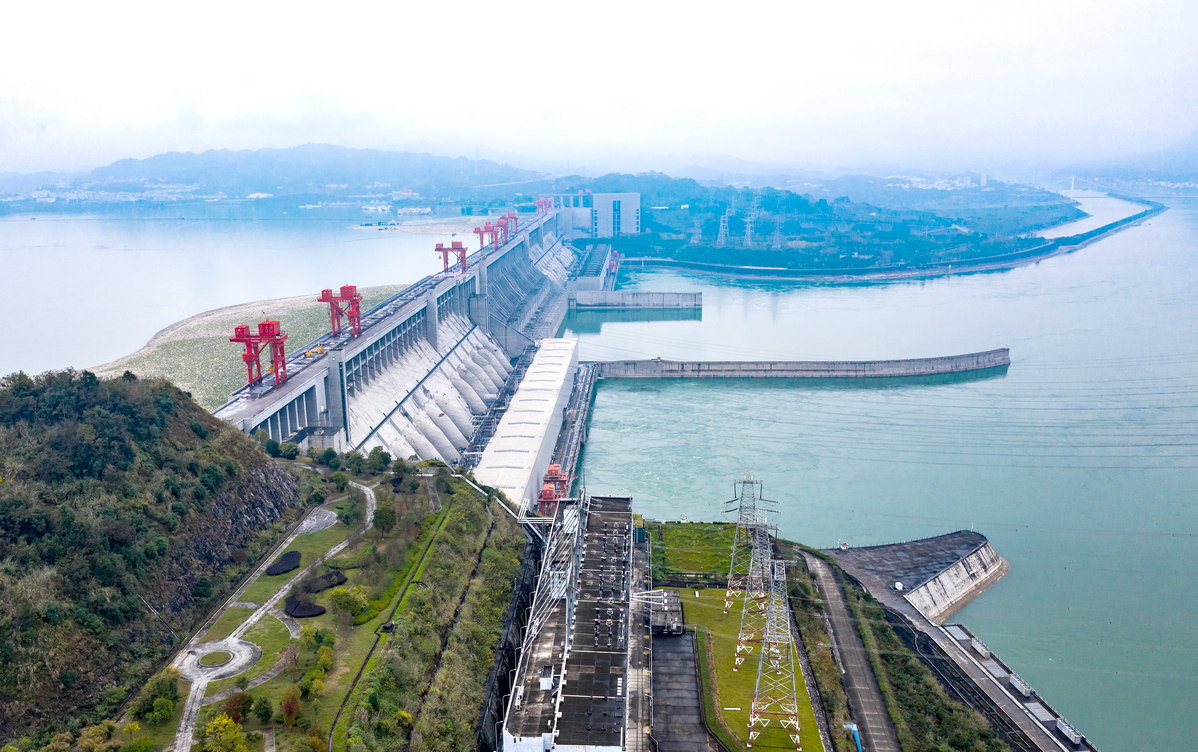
(315, 645, 334, 671)
(281, 686, 301, 726)
(148, 696, 174, 725)
(373, 504, 396, 536)
(252, 696, 273, 724)
(344, 451, 365, 473)
(367, 447, 392, 473)
(329, 585, 368, 625)
(279, 442, 300, 460)
(264, 439, 280, 457)
(223, 692, 252, 723)
(299, 625, 318, 653)
(330, 471, 350, 492)
(201, 714, 249, 752)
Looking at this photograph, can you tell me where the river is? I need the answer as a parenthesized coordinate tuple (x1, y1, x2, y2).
(0, 211, 460, 375)
(567, 200, 1198, 751)
(2, 201, 1193, 750)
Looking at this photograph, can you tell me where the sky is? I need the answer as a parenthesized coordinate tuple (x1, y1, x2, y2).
(2, 0, 1197, 176)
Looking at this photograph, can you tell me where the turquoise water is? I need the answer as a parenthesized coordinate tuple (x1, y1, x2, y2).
(0, 213, 455, 375)
(568, 203, 1198, 751)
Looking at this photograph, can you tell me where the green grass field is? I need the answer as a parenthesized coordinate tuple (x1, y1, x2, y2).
(683, 588, 824, 752)
(205, 613, 294, 698)
(201, 606, 254, 641)
(239, 522, 352, 604)
(651, 521, 736, 576)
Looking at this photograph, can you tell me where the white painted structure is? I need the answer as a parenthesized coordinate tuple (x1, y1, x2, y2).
(474, 339, 579, 512)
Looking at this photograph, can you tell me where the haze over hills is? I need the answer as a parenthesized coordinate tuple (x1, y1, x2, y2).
(1063, 130, 1198, 182)
(1, 144, 543, 200)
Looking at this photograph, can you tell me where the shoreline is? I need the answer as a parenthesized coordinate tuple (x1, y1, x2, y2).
(620, 197, 1164, 284)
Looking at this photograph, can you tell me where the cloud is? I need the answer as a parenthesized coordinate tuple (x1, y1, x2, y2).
(2, 0, 1195, 173)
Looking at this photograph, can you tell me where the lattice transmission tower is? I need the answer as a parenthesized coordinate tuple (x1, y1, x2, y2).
(733, 517, 776, 670)
(723, 473, 776, 611)
(747, 559, 802, 749)
(716, 210, 730, 247)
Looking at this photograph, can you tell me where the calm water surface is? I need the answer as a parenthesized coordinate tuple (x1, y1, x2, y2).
(3, 205, 1194, 750)
(569, 202, 1198, 752)
(1, 213, 455, 374)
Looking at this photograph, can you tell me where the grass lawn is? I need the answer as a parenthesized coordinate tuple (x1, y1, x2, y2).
(683, 588, 824, 752)
(205, 613, 294, 697)
(198, 651, 232, 667)
(652, 521, 736, 576)
(239, 522, 352, 604)
(201, 606, 254, 641)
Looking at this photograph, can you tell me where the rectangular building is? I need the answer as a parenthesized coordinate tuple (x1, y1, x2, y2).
(553, 192, 640, 238)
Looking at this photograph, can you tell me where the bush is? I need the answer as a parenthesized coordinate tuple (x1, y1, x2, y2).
(279, 442, 300, 460)
(301, 570, 347, 594)
(265, 550, 301, 576)
(284, 596, 326, 618)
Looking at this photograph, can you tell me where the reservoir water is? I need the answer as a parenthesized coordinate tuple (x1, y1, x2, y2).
(567, 202, 1198, 752)
(2, 202, 1194, 750)
(0, 212, 457, 375)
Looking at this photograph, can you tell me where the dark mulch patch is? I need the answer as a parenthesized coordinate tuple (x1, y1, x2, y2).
(284, 595, 326, 618)
(265, 550, 301, 576)
(302, 570, 347, 595)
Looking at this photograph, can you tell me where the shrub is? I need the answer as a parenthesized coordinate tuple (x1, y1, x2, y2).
(265, 550, 301, 576)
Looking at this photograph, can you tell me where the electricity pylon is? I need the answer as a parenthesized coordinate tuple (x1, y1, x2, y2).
(747, 559, 802, 749)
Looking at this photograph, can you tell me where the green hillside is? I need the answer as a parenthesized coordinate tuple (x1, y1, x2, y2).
(0, 370, 303, 740)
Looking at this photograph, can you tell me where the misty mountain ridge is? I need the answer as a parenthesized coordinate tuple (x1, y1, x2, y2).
(72, 144, 542, 198)
(1063, 129, 1198, 181)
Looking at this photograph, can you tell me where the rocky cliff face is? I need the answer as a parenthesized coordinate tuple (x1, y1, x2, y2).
(150, 463, 300, 622)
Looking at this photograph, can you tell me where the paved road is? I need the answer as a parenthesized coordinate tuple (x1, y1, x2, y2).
(802, 553, 900, 752)
(651, 634, 718, 752)
(168, 480, 377, 751)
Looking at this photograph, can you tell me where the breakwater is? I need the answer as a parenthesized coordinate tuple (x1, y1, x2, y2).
(568, 290, 702, 309)
(594, 348, 1010, 379)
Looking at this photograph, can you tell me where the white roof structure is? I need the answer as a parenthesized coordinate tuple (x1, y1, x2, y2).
(475, 338, 579, 512)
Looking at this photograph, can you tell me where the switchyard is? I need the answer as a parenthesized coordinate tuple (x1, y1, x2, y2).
(503, 495, 650, 752)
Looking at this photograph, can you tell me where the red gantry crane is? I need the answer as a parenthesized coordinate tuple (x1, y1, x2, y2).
(473, 221, 501, 250)
(435, 240, 469, 275)
(230, 320, 290, 387)
(534, 197, 553, 213)
(317, 284, 363, 337)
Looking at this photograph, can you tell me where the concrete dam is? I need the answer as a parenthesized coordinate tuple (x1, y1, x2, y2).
(213, 210, 576, 464)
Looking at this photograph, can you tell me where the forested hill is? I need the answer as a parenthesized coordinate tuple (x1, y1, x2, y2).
(0, 371, 302, 739)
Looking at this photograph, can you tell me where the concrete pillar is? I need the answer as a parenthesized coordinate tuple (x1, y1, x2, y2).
(470, 259, 488, 328)
(424, 291, 440, 351)
(324, 352, 349, 446)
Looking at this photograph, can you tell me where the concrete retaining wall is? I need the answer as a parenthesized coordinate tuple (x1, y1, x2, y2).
(905, 541, 1009, 623)
(568, 291, 702, 309)
(595, 348, 1010, 379)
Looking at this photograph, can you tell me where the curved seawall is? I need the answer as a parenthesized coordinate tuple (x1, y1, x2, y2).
(595, 348, 1010, 379)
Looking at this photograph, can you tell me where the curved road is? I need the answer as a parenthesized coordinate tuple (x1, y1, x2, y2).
(169, 479, 376, 750)
(802, 553, 900, 752)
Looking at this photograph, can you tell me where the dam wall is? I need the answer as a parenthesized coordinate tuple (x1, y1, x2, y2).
(214, 211, 571, 464)
(568, 290, 702, 309)
(904, 539, 1009, 623)
(595, 348, 1010, 379)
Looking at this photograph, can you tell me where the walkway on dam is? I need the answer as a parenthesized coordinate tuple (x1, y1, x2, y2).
(802, 553, 901, 752)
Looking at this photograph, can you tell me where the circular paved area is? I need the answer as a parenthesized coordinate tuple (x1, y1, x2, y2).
(177, 638, 261, 682)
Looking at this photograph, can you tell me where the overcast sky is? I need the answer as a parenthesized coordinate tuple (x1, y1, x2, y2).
(2, 0, 1196, 175)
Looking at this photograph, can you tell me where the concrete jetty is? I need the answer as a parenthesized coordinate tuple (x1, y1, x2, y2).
(595, 348, 1010, 379)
